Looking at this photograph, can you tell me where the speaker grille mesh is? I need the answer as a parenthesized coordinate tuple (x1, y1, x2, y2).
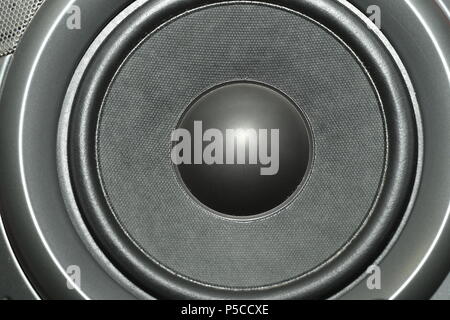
(0, 0, 45, 57)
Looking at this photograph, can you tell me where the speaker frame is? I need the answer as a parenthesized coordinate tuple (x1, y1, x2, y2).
(0, 0, 448, 300)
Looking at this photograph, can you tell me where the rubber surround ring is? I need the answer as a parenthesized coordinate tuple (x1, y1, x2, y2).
(67, 0, 418, 299)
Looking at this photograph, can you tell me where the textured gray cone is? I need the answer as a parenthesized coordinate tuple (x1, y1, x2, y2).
(96, 4, 386, 288)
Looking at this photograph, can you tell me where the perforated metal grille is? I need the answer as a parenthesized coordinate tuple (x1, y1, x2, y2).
(0, 0, 45, 57)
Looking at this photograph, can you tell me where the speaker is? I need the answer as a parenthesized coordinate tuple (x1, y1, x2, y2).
(0, 0, 449, 300)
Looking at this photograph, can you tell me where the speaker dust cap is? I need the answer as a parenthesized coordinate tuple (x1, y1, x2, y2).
(172, 81, 311, 218)
(66, 0, 417, 299)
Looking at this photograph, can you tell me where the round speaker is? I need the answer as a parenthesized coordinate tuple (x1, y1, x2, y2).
(66, 0, 416, 299)
(0, 0, 449, 300)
